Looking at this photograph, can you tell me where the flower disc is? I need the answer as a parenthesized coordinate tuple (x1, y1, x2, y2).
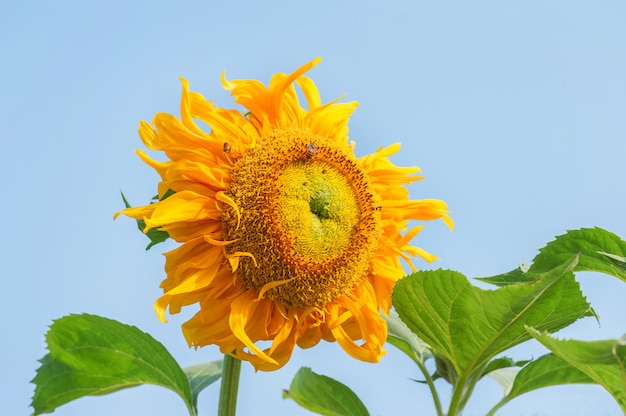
(223, 128, 381, 308)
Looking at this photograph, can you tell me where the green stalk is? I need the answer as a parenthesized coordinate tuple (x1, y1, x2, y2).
(485, 399, 508, 416)
(447, 372, 469, 416)
(456, 371, 481, 413)
(415, 360, 444, 416)
(447, 362, 488, 415)
(217, 353, 242, 416)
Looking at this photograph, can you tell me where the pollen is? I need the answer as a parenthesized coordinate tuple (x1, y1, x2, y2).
(223, 128, 382, 308)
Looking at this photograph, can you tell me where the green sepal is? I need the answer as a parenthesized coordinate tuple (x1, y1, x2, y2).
(120, 191, 171, 250)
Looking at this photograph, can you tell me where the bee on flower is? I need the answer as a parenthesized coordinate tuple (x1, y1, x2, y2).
(305, 143, 320, 160)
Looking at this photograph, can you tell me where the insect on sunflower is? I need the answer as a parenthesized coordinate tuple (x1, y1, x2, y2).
(116, 58, 452, 371)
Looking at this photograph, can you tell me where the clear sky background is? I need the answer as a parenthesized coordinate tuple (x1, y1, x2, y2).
(2, 1, 625, 415)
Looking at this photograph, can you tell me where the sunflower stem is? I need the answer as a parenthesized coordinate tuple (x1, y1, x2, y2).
(217, 353, 242, 416)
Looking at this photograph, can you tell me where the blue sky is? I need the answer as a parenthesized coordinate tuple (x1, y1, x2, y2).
(2, 1, 625, 415)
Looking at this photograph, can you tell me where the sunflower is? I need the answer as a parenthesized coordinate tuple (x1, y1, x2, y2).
(117, 58, 452, 371)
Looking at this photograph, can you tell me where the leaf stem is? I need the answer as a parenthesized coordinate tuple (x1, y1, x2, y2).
(447, 363, 486, 416)
(485, 399, 507, 416)
(456, 371, 481, 413)
(447, 372, 469, 416)
(415, 360, 444, 416)
(217, 353, 242, 416)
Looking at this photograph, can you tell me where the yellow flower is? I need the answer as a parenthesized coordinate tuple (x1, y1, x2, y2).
(117, 58, 452, 371)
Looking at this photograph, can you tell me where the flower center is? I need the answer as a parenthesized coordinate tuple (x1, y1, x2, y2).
(276, 160, 359, 260)
(223, 128, 381, 308)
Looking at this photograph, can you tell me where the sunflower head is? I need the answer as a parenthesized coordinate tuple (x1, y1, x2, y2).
(116, 58, 452, 371)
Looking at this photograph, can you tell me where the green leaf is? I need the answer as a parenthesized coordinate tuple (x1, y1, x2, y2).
(487, 353, 595, 415)
(481, 356, 530, 379)
(31, 314, 195, 416)
(528, 329, 626, 411)
(120, 191, 170, 250)
(392, 255, 590, 379)
(478, 228, 626, 287)
(183, 361, 223, 411)
(476, 265, 536, 287)
(434, 356, 458, 384)
(283, 367, 370, 416)
(531, 227, 626, 282)
(510, 353, 594, 394)
(486, 367, 520, 395)
(385, 312, 432, 366)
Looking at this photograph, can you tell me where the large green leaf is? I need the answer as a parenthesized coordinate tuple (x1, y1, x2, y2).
(528, 329, 626, 411)
(392, 255, 590, 378)
(478, 228, 626, 287)
(31, 314, 196, 416)
(487, 353, 594, 415)
(283, 367, 370, 416)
